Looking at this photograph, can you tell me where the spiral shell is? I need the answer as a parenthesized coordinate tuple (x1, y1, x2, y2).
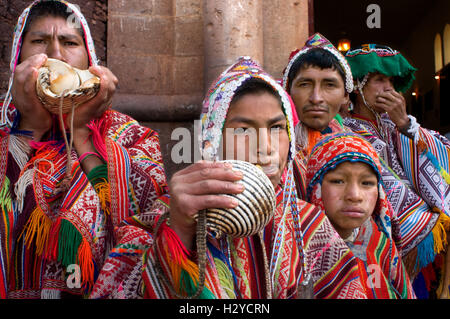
(203, 160, 276, 238)
(36, 58, 100, 114)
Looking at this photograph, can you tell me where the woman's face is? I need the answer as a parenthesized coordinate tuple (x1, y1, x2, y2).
(222, 91, 290, 188)
(320, 161, 379, 239)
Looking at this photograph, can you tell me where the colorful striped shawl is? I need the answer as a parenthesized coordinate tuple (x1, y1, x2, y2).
(138, 195, 371, 299)
(0, 109, 167, 298)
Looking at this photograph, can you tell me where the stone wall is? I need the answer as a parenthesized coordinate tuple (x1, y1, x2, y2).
(0, 0, 107, 99)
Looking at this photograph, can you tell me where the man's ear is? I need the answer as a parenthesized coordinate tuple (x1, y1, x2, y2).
(342, 92, 350, 105)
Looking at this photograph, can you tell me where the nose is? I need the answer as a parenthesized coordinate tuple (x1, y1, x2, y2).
(46, 38, 65, 62)
(309, 85, 324, 105)
(383, 78, 395, 92)
(344, 181, 363, 202)
(256, 128, 274, 165)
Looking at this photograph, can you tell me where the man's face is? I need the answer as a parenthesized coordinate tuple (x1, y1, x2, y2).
(320, 161, 378, 239)
(358, 73, 396, 113)
(221, 92, 290, 188)
(20, 15, 89, 69)
(289, 66, 349, 131)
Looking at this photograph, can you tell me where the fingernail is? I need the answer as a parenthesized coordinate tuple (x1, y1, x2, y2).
(230, 198, 239, 207)
(223, 162, 233, 169)
(236, 183, 245, 191)
(234, 170, 243, 178)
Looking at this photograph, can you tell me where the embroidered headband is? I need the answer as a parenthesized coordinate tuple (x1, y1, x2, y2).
(306, 132, 382, 199)
(282, 33, 354, 94)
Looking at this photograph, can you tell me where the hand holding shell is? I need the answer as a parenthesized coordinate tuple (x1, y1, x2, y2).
(36, 58, 100, 114)
(198, 160, 276, 238)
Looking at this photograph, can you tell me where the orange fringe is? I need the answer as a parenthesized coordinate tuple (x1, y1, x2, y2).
(306, 129, 322, 156)
(94, 181, 111, 216)
(77, 238, 95, 289)
(20, 206, 52, 256)
(431, 210, 450, 255)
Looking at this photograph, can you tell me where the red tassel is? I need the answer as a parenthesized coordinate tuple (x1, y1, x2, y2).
(45, 217, 62, 261)
(77, 238, 94, 290)
(86, 117, 108, 161)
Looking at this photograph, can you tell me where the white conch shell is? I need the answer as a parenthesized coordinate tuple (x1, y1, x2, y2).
(198, 160, 276, 238)
(36, 58, 100, 114)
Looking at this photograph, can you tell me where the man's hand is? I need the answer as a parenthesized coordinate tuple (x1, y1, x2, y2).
(68, 65, 118, 132)
(11, 53, 52, 140)
(168, 161, 244, 249)
(374, 90, 410, 130)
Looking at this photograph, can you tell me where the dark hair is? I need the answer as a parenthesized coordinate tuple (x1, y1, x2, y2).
(22, 0, 84, 38)
(231, 77, 282, 106)
(287, 48, 346, 92)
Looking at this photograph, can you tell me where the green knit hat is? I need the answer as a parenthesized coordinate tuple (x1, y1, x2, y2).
(345, 44, 417, 92)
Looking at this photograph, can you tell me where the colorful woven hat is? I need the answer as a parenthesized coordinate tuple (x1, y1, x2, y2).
(345, 44, 417, 93)
(200, 56, 296, 162)
(306, 131, 382, 199)
(282, 33, 354, 94)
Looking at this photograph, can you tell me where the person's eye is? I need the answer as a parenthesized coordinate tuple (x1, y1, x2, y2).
(233, 127, 248, 134)
(271, 124, 286, 131)
(328, 178, 344, 184)
(325, 82, 337, 88)
(296, 81, 310, 88)
(31, 39, 45, 44)
(65, 41, 79, 46)
(362, 180, 377, 187)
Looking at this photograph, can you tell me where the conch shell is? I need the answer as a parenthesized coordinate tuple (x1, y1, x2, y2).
(36, 58, 100, 114)
(200, 160, 276, 238)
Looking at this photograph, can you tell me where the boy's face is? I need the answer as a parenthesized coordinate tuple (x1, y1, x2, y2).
(222, 91, 290, 188)
(289, 66, 349, 131)
(320, 161, 378, 239)
(20, 15, 89, 69)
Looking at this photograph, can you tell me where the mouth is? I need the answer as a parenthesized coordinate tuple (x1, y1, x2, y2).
(258, 164, 279, 177)
(303, 107, 329, 115)
(340, 209, 366, 218)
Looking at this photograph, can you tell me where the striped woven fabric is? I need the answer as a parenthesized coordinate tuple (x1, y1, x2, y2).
(140, 194, 370, 299)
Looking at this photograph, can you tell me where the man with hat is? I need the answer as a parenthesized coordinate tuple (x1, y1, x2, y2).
(344, 44, 450, 298)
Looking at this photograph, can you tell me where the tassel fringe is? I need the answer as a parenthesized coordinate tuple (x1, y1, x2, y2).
(93, 181, 110, 216)
(20, 206, 52, 256)
(415, 212, 450, 271)
(155, 217, 212, 297)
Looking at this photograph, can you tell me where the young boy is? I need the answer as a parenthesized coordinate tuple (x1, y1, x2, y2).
(306, 132, 415, 298)
(345, 44, 450, 298)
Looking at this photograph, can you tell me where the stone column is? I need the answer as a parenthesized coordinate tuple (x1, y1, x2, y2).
(203, 0, 264, 91)
(263, 0, 310, 79)
(107, 0, 204, 122)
